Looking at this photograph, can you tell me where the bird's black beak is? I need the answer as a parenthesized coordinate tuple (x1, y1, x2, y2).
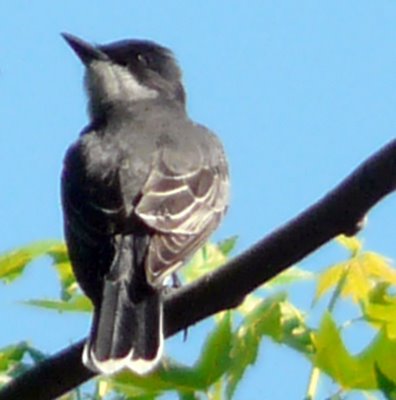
(62, 33, 108, 65)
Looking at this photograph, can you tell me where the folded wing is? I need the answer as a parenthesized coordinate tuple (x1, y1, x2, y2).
(136, 149, 229, 285)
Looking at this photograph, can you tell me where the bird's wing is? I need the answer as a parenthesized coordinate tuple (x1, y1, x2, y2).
(135, 147, 229, 285)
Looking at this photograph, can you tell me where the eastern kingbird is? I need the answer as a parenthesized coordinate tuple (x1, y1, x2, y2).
(61, 33, 229, 375)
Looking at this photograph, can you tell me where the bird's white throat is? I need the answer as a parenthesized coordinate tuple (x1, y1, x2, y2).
(86, 60, 158, 114)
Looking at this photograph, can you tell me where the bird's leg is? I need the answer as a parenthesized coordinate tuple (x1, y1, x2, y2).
(171, 273, 182, 289)
(162, 273, 182, 294)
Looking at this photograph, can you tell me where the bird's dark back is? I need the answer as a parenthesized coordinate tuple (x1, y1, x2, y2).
(62, 100, 226, 302)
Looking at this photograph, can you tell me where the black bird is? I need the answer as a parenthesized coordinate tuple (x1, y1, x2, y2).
(61, 33, 229, 375)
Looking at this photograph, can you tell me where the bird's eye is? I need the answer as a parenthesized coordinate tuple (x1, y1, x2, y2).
(136, 53, 148, 66)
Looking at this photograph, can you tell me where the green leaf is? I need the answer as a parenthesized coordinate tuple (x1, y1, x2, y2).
(52, 256, 78, 301)
(0, 240, 79, 302)
(110, 360, 189, 398)
(278, 301, 314, 354)
(217, 236, 238, 256)
(110, 314, 233, 398)
(209, 379, 223, 400)
(0, 251, 31, 283)
(337, 257, 369, 303)
(155, 313, 232, 391)
(157, 360, 206, 391)
(310, 325, 396, 392)
(315, 262, 346, 302)
(44, 242, 78, 301)
(363, 283, 396, 339)
(192, 312, 232, 387)
(226, 293, 313, 399)
(359, 330, 396, 389)
(0, 241, 63, 283)
(264, 266, 314, 289)
(0, 342, 46, 385)
(46, 243, 69, 264)
(24, 347, 46, 364)
(23, 295, 92, 313)
(107, 375, 162, 398)
(336, 235, 362, 256)
(182, 242, 228, 283)
(177, 391, 200, 400)
(0, 342, 29, 372)
(363, 301, 396, 340)
(375, 364, 396, 400)
(313, 313, 373, 389)
(364, 252, 396, 285)
(315, 251, 396, 304)
(110, 360, 203, 399)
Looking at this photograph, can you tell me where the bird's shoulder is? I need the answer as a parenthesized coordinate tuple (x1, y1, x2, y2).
(150, 116, 226, 173)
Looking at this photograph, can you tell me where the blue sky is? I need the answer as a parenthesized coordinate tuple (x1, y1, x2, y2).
(1, 1, 396, 399)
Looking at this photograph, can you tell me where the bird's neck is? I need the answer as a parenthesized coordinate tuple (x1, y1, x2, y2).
(87, 97, 186, 130)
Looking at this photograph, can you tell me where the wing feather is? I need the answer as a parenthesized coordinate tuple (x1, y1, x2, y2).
(136, 150, 229, 285)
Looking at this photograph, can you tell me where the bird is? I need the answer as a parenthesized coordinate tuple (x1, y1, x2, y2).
(61, 33, 229, 376)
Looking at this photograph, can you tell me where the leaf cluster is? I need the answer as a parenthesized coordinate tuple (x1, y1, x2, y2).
(1, 234, 396, 399)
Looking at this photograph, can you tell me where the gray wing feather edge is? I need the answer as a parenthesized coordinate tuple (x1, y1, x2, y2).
(136, 148, 229, 285)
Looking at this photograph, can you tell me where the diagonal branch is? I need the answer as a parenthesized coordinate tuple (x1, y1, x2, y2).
(1, 139, 396, 400)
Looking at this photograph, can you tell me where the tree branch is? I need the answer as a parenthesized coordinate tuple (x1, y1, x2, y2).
(2, 139, 396, 400)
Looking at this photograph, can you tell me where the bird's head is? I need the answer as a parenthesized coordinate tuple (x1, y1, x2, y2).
(62, 33, 186, 117)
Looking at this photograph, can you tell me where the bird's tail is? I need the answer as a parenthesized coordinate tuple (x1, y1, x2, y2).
(83, 236, 163, 375)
